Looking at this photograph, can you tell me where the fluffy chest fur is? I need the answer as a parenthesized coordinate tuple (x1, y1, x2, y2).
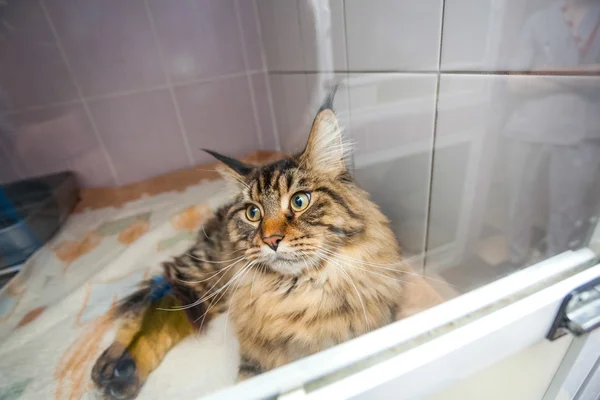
(230, 255, 402, 370)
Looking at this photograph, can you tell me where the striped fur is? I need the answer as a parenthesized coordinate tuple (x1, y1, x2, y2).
(92, 91, 406, 399)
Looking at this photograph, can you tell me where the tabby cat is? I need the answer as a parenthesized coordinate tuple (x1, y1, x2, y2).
(91, 89, 408, 399)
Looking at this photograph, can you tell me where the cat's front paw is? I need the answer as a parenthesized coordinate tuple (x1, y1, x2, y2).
(92, 342, 143, 400)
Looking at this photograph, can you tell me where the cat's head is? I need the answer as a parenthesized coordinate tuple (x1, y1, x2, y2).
(207, 88, 371, 275)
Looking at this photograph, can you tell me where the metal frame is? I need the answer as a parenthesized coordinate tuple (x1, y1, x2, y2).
(543, 327, 600, 400)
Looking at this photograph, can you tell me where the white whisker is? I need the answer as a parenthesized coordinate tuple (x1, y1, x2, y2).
(175, 256, 246, 285)
(201, 224, 209, 239)
(251, 263, 259, 298)
(196, 261, 256, 330)
(165, 258, 251, 310)
(186, 253, 245, 264)
(223, 262, 255, 341)
(317, 247, 462, 290)
(318, 252, 410, 286)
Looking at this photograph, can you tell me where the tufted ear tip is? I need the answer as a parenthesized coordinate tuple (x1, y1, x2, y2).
(300, 87, 346, 176)
(202, 149, 254, 177)
(317, 84, 339, 114)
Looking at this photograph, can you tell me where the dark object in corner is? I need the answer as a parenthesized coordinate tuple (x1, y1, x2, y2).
(0, 172, 79, 273)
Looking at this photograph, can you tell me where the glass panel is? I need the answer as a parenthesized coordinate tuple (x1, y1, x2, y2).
(0, 0, 599, 398)
(430, 0, 600, 292)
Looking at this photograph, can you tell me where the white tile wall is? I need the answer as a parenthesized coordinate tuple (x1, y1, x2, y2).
(236, 0, 266, 71)
(6, 102, 115, 187)
(174, 76, 261, 165)
(87, 89, 190, 185)
(45, 0, 166, 97)
(257, 0, 600, 280)
(250, 73, 279, 150)
(344, 0, 443, 71)
(256, 0, 306, 71)
(305, 73, 352, 151)
(0, 0, 277, 187)
(257, 1, 441, 267)
(298, 0, 348, 71)
(328, 0, 348, 71)
(256, 0, 444, 72)
(2, 0, 597, 289)
(257, 0, 346, 72)
(348, 73, 437, 158)
(266, 71, 436, 263)
(442, 0, 600, 72)
(426, 74, 510, 266)
(441, 0, 503, 71)
(269, 73, 350, 153)
(268, 74, 310, 151)
(350, 74, 436, 262)
(0, 1, 77, 110)
(148, 0, 247, 83)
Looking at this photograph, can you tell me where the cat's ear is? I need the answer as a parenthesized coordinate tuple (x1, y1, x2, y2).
(203, 149, 254, 187)
(299, 86, 346, 176)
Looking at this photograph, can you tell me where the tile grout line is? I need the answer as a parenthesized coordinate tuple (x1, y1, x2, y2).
(342, 0, 358, 166)
(269, 70, 441, 75)
(295, 0, 309, 74)
(252, 0, 281, 151)
(8, 71, 266, 116)
(234, 0, 264, 150)
(143, 0, 195, 167)
(38, 0, 120, 186)
(342, 0, 350, 72)
(422, 0, 447, 276)
(295, 0, 319, 133)
(12, 65, 593, 115)
(267, 70, 600, 76)
(8, 98, 82, 114)
(83, 83, 170, 103)
(247, 70, 270, 76)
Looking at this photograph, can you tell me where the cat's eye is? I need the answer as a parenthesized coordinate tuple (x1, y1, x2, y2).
(290, 192, 311, 212)
(245, 205, 261, 222)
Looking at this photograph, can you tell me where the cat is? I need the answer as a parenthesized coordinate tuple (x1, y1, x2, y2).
(91, 88, 408, 400)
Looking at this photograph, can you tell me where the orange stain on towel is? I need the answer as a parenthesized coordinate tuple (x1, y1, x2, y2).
(55, 232, 102, 266)
(54, 311, 115, 400)
(118, 219, 150, 245)
(171, 203, 211, 232)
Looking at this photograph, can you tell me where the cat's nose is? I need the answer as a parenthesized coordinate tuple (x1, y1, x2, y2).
(262, 234, 284, 251)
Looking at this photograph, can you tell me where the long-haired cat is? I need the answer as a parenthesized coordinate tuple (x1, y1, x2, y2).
(92, 89, 409, 399)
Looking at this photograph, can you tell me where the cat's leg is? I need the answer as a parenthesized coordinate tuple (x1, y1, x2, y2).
(92, 293, 194, 400)
(92, 248, 235, 399)
(236, 341, 303, 382)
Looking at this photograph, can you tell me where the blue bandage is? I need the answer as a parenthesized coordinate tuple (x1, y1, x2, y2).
(148, 275, 172, 301)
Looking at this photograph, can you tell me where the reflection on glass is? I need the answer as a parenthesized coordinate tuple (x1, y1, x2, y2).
(504, 0, 600, 268)
(511, 0, 600, 72)
(426, 0, 600, 292)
